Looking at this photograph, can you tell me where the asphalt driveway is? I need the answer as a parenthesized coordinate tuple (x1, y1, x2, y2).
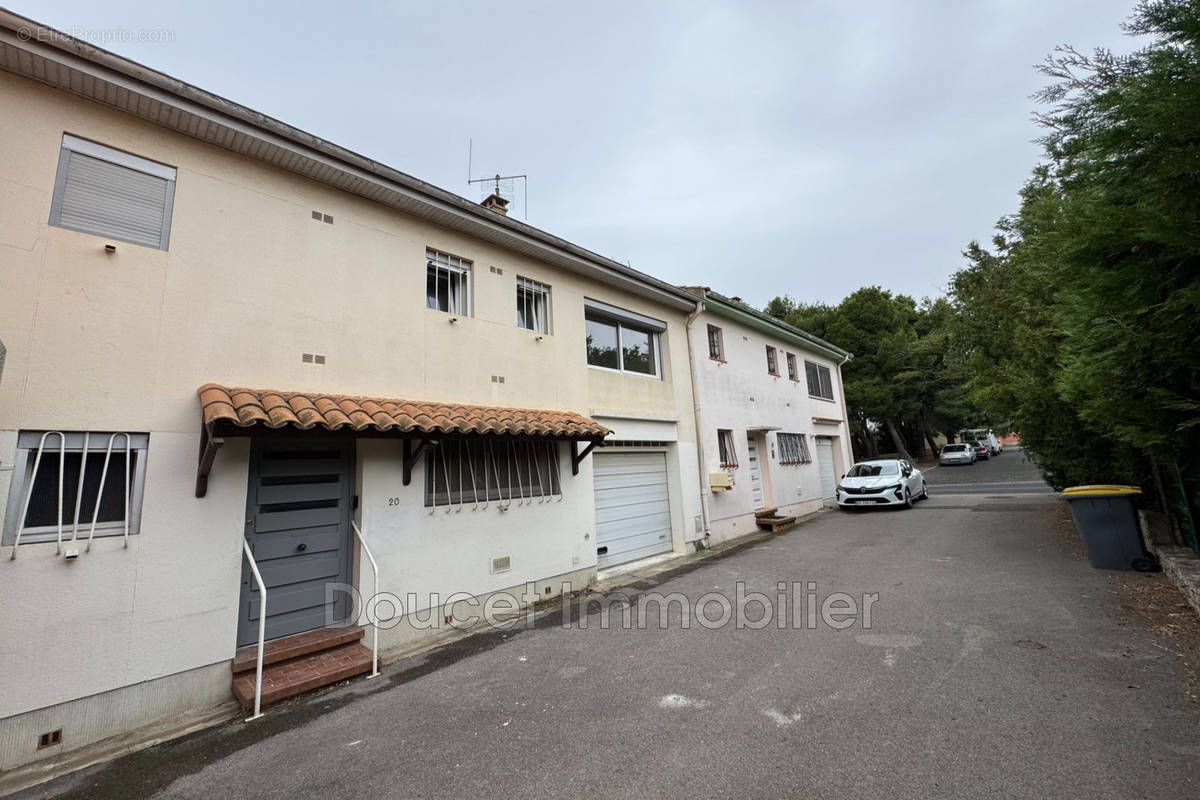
(18, 451, 1200, 799)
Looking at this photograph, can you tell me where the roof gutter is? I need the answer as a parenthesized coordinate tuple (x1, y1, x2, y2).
(702, 292, 852, 363)
(0, 9, 699, 313)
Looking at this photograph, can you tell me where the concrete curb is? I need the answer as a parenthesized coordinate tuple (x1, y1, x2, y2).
(1156, 545, 1200, 617)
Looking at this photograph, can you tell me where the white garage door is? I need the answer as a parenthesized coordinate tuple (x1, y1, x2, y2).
(593, 452, 673, 569)
(815, 437, 837, 504)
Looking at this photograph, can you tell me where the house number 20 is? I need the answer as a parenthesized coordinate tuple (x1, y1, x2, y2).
(386, 497, 401, 506)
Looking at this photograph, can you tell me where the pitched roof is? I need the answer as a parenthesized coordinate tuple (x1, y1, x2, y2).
(198, 384, 609, 440)
(0, 9, 699, 313)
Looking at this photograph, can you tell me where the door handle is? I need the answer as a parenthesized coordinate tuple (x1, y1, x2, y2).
(296, 543, 308, 552)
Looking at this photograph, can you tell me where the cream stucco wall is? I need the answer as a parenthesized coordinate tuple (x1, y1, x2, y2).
(0, 69, 700, 748)
(689, 308, 853, 545)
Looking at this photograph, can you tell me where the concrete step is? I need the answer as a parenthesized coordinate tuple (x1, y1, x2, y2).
(756, 514, 797, 532)
(753, 506, 779, 518)
(232, 642, 375, 710)
(232, 626, 364, 675)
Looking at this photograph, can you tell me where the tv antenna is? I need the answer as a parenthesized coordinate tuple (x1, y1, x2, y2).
(468, 139, 527, 220)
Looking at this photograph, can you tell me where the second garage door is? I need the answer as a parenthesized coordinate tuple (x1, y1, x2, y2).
(593, 451, 673, 569)
(815, 437, 837, 505)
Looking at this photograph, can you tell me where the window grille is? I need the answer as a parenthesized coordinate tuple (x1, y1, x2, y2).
(425, 248, 471, 315)
(717, 429, 739, 468)
(777, 433, 812, 465)
(4, 431, 148, 555)
(426, 439, 561, 510)
(516, 277, 551, 334)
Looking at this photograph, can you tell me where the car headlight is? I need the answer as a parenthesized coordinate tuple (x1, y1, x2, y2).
(885, 483, 900, 491)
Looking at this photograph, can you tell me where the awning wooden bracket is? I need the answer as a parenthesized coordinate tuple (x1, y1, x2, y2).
(195, 423, 225, 498)
(403, 439, 433, 486)
(571, 440, 600, 476)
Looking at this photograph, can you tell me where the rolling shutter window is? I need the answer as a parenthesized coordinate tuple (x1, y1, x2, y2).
(50, 135, 176, 250)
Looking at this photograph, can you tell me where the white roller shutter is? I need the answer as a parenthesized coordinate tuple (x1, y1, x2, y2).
(816, 438, 837, 504)
(50, 135, 176, 250)
(593, 452, 673, 569)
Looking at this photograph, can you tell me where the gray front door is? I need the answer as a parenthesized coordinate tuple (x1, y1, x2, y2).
(238, 439, 355, 647)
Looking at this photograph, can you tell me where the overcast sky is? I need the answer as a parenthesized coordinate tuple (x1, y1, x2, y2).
(27, 1, 1141, 307)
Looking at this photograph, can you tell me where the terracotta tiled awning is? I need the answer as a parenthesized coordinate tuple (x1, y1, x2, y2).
(198, 384, 610, 439)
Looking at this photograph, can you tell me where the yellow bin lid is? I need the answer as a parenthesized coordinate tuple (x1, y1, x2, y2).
(1062, 484, 1142, 497)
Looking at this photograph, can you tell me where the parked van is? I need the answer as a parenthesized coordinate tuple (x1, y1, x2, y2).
(960, 428, 1002, 456)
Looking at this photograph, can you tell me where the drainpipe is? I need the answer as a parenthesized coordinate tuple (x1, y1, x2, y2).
(683, 296, 711, 544)
(835, 351, 855, 465)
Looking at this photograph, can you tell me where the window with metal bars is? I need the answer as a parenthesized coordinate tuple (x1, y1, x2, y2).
(425, 439, 561, 508)
(717, 429, 739, 468)
(766, 345, 779, 375)
(425, 248, 471, 315)
(516, 277, 551, 334)
(786, 352, 798, 381)
(707, 325, 724, 361)
(777, 433, 812, 465)
(2, 431, 148, 548)
(805, 360, 835, 400)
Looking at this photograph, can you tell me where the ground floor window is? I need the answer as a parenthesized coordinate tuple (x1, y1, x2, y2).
(426, 439, 561, 507)
(717, 429, 739, 468)
(777, 432, 812, 465)
(2, 431, 149, 545)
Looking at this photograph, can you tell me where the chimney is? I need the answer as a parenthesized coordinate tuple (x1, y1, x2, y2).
(481, 192, 509, 215)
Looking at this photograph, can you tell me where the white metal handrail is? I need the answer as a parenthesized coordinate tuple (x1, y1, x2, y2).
(11, 431, 65, 559)
(351, 520, 380, 678)
(241, 538, 267, 720)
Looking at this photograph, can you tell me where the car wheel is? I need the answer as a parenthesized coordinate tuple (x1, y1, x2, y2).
(920, 481, 928, 500)
(903, 488, 913, 509)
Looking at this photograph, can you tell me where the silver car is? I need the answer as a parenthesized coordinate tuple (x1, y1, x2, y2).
(939, 443, 976, 466)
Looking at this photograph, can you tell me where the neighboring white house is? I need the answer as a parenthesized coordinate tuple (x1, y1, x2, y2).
(683, 289, 854, 545)
(0, 11, 705, 777)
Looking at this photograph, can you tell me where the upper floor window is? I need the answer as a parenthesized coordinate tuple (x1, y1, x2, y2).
(584, 299, 665, 378)
(786, 353, 798, 381)
(707, 325, 724, 361)
(777, 432, 812, 465)
(49, 134, 176, 250)
(3, 431, 149, 547)
(805, 360, 835, 400)
(717, 429, 739, 468)
(766, 345, 779, 376)
(426, 248, 471, 315)
(516, 277, 551, 334)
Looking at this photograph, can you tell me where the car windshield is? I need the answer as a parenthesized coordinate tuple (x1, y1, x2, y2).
(846, 463, 898, 477)
(944, 445, 966, 452)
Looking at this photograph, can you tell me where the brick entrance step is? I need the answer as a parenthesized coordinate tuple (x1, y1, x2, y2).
(231, 627, 375, 710)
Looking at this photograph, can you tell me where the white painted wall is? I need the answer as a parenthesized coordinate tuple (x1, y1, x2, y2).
(0, 69, 701, 761)
(688, 308, 854, 545)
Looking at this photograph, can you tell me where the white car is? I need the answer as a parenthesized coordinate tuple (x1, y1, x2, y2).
(836, 459, 928, 510)
(939, 443, 976, 466)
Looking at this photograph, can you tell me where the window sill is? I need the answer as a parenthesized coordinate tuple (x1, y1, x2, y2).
(709, 357, 726, 364)
(587, 364, 664, 381)
(4, 529, 137, 546)
(809, 395, 837, 403)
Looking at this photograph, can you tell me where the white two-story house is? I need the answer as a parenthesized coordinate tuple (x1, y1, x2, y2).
(0, 11, 705, 777)
(684, 289, 854, 544)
